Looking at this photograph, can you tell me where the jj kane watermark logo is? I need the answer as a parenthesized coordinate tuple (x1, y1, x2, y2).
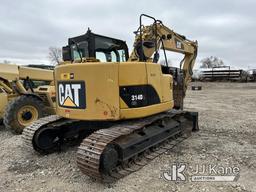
(161, 163, 240, 182)
(162, 163, 187, 181)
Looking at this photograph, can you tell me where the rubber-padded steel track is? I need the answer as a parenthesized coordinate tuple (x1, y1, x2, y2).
(77, 111, 192, 182)
(22, 115, 62, 149)
(22, 115, 79, 154)
(22, 111, 197, 182)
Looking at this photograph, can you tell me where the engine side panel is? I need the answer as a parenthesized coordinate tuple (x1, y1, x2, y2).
(55, 62, 120, 120)
(119, 62, 173, 119)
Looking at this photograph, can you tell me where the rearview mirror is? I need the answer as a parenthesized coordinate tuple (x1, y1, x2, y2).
(62, 46, 71, 61)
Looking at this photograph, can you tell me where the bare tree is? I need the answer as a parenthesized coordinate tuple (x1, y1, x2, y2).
(48, 47, 62, 65)
(200, 56, 224, 68)
(3, 60, 11, 64)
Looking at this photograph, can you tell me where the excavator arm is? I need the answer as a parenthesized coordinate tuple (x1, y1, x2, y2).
(129, 14, 198, 91)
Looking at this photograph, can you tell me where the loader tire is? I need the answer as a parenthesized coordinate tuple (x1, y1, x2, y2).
(3, 95, 45, 134)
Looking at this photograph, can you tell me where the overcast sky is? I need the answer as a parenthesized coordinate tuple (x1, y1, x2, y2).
(0, 0, 255, 69)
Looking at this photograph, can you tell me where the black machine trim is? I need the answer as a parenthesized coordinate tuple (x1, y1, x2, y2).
(120, 85, 160, 108)
(63, 29, 129, 62)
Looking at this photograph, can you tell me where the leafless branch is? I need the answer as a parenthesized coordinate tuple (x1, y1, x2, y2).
(48, 47, 62, 65)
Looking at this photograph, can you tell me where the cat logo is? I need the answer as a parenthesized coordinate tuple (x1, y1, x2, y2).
(57, 81, 86, 109)
(175, 38, 184, 49)
(176, 41, 182, 49)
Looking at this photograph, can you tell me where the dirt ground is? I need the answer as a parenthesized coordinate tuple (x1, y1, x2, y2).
(0, 82, 255, 192)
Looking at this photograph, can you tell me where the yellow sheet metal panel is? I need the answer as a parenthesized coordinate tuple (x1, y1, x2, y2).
(161, 74, 172, 102)
(19, 67, 53, 81)
(119, 62, 147, 86)
(146, 63, 162, 101)
(146, 63, 172, 103)
(119, 62, 147, 109)
(34, 85, 56, 108)
(0, 64, 19, 81)
(55, 62, 120, 120)
(120, 101, 173, 119)
(0, 90, 8, 119)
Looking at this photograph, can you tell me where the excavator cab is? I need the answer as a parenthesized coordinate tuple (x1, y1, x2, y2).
(62, 29, 129, 62)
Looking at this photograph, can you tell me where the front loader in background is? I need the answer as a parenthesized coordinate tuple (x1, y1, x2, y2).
(0, 64, 56, 134)
(23, 14, 198, 182)
(0, 85, 8, 124)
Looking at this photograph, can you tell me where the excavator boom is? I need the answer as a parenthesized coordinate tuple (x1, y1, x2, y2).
(129, 14, 198, 91)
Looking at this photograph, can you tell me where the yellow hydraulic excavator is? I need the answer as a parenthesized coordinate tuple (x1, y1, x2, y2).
(23, 14, 198, 182)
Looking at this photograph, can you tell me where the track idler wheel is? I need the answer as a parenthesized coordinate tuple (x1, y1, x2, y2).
(33, 128, 61, 154)
(100, 145, 119, 174)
